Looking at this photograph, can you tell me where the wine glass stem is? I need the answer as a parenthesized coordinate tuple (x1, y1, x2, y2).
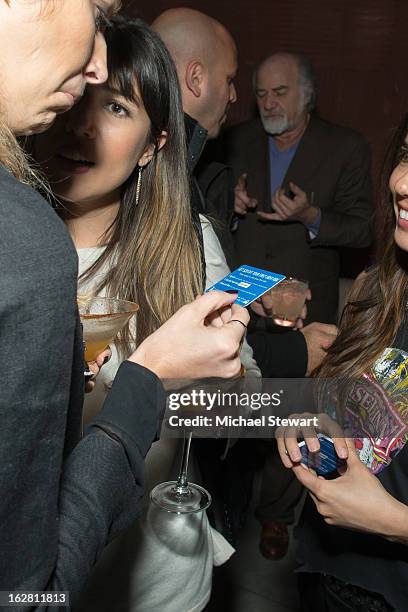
(175, 431, 193, 493)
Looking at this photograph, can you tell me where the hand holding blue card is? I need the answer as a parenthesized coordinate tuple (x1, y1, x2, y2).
(206, 265, 286, 307)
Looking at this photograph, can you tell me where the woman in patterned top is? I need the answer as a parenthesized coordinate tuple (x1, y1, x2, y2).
(278, 114, 408, 611)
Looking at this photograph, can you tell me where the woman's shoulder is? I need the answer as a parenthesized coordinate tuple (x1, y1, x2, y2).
(0, 164, 69, 237)
(0, 165, 76, 261)
(1, 164, 43, 207)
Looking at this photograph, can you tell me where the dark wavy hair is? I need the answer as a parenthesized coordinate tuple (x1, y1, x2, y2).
(316, 114, 408, 380)
(79, 16, 203, 350)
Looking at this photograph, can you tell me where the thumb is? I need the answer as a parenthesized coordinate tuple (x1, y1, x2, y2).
(237, 173, 247, 189)
(289, 181, 303, 195)
(292, 463, 320, 493)
(324, 324, 338, 336)
(194, 290, 238, 322)
(321, 334, 335, 350)
(344, 438, 360, 465)
(257, 211, 282, 221)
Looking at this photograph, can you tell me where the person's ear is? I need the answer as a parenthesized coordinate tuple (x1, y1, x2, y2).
(304, 85, 313, 109)
(185, 61, 206, 98)
(138, 131, 167, 167)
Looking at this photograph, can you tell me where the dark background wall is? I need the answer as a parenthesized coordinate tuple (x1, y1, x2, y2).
(123, 0, 408, 197)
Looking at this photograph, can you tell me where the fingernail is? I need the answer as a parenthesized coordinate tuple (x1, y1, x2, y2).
(339, 448, 348, 458)
(309, 441, 320, 452)
(291, 451, 301, 461)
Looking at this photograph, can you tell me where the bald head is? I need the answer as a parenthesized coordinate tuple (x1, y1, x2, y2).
(153, 8, 232, 74)
(152, 8, 238, 138)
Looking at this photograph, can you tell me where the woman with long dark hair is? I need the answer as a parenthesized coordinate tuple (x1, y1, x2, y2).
(278, 115, 408, 611)
(34, 16, 258, 389)
(35, 16, 203, 353)
(34, 16, 257, 611)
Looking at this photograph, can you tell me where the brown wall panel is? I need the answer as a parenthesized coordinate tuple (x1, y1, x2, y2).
(122, 0, 408, 198)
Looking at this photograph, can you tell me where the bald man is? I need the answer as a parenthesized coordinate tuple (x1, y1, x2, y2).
(153, 8, 237, 139)
(152, 8, 238, 268)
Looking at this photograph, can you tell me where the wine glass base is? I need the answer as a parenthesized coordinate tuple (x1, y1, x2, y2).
(150, 481, 211, 514)
(272, 316, 296, 327)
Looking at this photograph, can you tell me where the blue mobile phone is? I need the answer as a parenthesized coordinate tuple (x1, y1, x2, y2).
(298, 434, 346, 477)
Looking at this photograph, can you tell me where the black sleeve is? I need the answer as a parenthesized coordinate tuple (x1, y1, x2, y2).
(247, 329, 308, 378)
(90, 360, 166, 477)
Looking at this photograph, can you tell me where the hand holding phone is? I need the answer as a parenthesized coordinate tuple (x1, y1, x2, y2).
(299, 434, 347, 477)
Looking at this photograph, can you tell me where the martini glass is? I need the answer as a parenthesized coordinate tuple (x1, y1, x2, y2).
(77, 296, 139, 362)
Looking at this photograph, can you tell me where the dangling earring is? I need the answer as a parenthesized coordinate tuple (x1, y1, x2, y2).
(135, 165, 143, 206)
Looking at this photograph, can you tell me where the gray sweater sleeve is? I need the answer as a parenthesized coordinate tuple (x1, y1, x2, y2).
(46, 362, 166, 607)
(0, 168, 165, 610)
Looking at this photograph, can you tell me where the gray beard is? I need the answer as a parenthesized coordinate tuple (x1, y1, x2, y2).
(260, 92, 307, 136)
(260, 114, 289, 135)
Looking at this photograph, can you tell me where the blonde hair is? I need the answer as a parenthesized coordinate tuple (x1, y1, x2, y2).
(0, 121, 37, 184)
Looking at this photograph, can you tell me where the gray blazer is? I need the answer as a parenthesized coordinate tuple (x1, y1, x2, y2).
(0, 165, 165, 609)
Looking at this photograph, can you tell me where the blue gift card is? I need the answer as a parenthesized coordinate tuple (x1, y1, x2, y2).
(206, 265, 286, 307)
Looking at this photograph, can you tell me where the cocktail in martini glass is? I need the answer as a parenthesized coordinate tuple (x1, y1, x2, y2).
(77, 296, 139, 362)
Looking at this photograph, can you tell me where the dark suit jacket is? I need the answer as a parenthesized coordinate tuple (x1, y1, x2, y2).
(224, 115, 373, 323)
(0, 165, 165, 609)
